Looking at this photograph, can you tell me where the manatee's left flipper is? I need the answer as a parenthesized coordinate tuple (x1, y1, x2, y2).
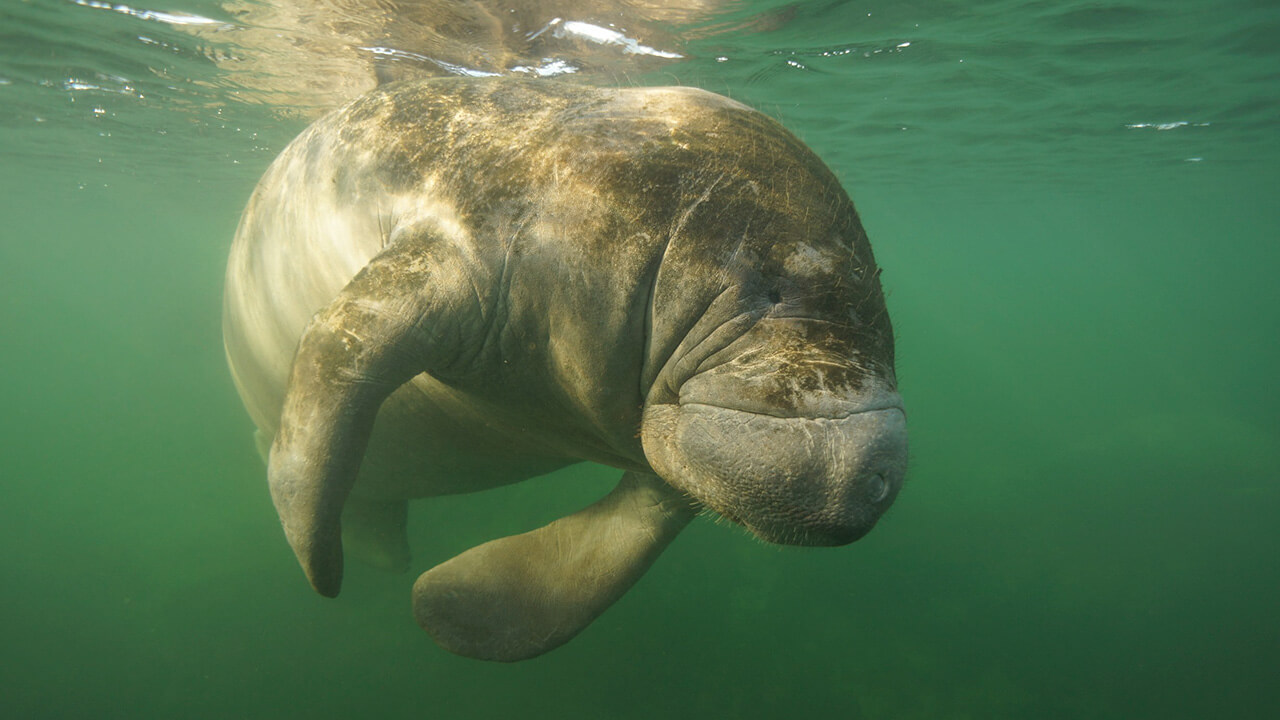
(269, 227, 491, 597)
(342, 497, 410, 573)
(413, 471, 697, 662)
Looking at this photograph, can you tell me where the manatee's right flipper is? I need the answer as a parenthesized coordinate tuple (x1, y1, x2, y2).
(413, 471, 697, 662)
(268, 227, 492, 597)
(259, 425, 417, 573)
(342, 497, 410, 573)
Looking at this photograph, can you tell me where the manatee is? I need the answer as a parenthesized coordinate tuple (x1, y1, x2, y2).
(223, 77, 907, 662)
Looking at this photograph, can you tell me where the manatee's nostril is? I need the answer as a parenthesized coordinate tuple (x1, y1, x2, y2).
(867, 473, 889, 503)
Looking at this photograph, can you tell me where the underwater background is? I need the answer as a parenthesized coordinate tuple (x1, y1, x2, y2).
(2, 0, 1277, 717)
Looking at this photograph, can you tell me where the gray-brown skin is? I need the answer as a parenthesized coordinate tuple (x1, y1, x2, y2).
(223, 77, 907, 662)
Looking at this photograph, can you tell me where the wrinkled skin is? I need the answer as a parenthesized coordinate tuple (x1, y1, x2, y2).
(224, 77, 906, 662)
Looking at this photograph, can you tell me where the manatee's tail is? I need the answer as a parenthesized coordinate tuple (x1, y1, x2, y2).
(413, 471, 695, 662)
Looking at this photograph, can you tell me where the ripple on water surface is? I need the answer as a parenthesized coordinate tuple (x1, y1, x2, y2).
(0, 0, 1277, 186)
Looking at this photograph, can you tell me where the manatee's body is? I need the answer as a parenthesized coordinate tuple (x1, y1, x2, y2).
(227, 80, 698, 499)
(224, 78, 906, 661)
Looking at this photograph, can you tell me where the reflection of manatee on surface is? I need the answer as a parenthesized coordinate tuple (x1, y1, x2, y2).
(224, 77, 907, 661)
(194, 0, 787, 117)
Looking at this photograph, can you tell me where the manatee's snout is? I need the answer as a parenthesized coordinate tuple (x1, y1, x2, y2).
(642, 398, 907, 546)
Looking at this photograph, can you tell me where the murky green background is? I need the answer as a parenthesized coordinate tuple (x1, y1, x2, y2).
(2, 1, 1277, 717)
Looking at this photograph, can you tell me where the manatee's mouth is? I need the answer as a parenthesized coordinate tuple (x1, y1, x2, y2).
(641, 400, 907, 547)
(680, 397, 905, 420)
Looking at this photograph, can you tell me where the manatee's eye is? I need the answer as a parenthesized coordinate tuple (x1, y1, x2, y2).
(767, 287, 782, 304)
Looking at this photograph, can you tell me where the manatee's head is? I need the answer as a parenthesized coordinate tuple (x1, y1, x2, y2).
(635, 106, 906, 546)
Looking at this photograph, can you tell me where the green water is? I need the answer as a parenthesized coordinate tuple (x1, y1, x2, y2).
(2, 0, 1277, 717)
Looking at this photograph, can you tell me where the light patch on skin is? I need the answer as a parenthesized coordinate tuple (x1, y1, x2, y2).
(388, 178, 470, 249)
(225, 134, 395, 432)
(783, 243, 842, 276)
(672, 172, 725, 241)
(608, 86, 753, 136)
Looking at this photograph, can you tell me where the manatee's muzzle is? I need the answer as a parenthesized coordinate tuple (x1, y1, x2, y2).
(642, 399, 907, 546)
